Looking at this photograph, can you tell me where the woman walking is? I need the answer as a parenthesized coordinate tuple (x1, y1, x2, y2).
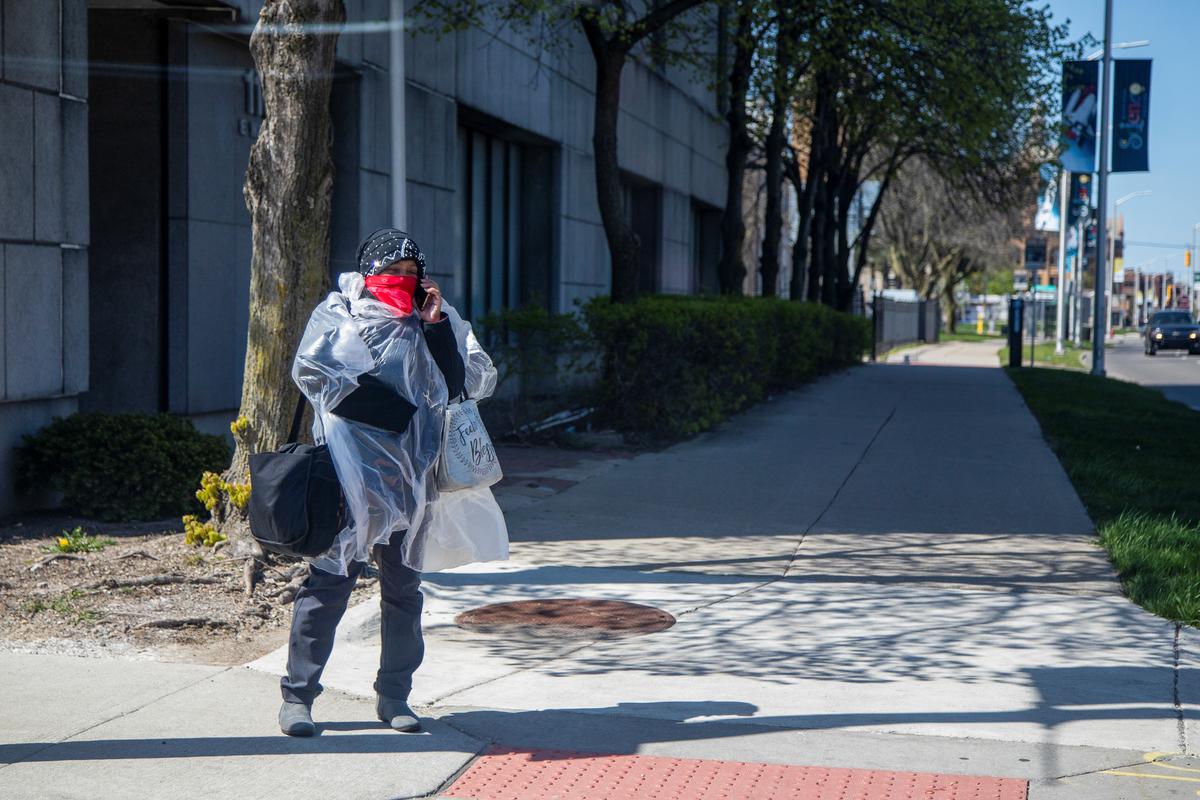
(279, 228, 506, 736)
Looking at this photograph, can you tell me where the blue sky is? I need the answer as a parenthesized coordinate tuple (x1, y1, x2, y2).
(1046, 0, 1199, 280)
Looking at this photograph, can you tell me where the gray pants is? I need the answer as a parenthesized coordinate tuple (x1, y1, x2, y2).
(280, 535, 423, 706)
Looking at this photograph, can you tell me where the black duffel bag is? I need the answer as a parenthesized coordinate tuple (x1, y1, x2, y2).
(248, 394, 344, 558)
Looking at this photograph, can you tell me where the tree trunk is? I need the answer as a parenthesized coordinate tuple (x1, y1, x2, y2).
(787, 153, 820, 301)
(758, 6, 790, 298)
(577, 0, 705, 302)
(590, 48, 640, 304)
(217, 0, 345, 553)
(805, 83, 834, 302)
(819, 168, 840, 308)
(717, 3, 754, 295)
(835, 169, 855, 310)
(807, 173, 826, 303)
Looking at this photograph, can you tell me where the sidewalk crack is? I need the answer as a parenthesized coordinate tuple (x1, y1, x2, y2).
(0, 666, 234, 772)
(669, 405, 900, 618)
(1052, 756, 1166, 781)
(783, 405, 898, 577)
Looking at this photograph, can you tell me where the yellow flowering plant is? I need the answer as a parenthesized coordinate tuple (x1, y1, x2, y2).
(49, 526, 115, 554)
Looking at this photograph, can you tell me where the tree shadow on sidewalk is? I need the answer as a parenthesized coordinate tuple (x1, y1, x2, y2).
(424, 566, 1172, 687)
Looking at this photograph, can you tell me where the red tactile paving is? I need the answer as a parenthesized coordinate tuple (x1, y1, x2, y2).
(444, 747, 1028, 800)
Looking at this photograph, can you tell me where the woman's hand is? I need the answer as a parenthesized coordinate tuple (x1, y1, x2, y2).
(418, 278, 443, 323)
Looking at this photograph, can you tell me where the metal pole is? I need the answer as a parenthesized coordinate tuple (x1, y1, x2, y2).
(1074, 218, 1086, 346)
(389, 0, 408, 229)
(1029, 293, 1036, 366)
(1091, 0, 1112, 375)
(1185, 225, 1195, 316)
(1055, 170, 1069, 354)
(1108, 204, 1116, 337)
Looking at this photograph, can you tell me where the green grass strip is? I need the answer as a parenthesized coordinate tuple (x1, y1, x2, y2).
(998, 342, 1088, 371)
(1007, 367, 1200, 624)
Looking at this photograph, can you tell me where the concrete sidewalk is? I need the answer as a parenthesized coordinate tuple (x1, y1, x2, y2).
(4, 363, 1197, 799)
(885, 338, 1005, 367)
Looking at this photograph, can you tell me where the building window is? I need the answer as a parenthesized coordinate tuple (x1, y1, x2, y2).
(691, 202, 722, 294)
(621, 174, 662, 295)
(457, 128, 521, 319)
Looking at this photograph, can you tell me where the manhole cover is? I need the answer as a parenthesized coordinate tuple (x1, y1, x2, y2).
(455, 598, 675, 638)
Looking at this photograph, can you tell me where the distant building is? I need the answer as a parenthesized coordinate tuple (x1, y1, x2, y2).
(0, 0, 727, 517)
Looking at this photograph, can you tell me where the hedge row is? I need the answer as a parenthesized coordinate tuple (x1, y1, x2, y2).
(583, 295, 869, 437)
(16, 412, 230, 522)
(16, 297, 865, 521)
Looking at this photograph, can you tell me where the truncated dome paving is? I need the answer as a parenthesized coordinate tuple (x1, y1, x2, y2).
(454, 599, 676, 637)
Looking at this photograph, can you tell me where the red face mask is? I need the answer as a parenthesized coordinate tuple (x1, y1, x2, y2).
(363, 274, 418, 315)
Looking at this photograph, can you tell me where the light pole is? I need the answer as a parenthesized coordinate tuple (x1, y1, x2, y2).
(1055, 171, 1070, 355)
(1089, 0, 1114, 375)
(1087, 23, 1150, 375)
(1108, 190, 1151, 336)
(1131, 258, 1156, 327)
(1191, 223, 1200, 315)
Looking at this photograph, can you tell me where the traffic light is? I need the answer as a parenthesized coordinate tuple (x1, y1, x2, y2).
(1187, 251, 1193, 268)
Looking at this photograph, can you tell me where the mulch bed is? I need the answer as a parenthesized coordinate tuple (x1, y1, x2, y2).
(0, 514, 376, 665)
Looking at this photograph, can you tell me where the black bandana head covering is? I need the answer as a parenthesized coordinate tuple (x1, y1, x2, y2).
(355, 228, 427, 277)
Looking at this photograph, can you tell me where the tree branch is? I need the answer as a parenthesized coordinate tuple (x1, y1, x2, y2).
(624, 0, 706, 49)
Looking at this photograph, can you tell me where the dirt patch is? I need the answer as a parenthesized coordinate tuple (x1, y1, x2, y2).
(0, 515, 376, 666)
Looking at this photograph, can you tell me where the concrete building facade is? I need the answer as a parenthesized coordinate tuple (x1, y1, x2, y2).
(0, 0, 727, 517)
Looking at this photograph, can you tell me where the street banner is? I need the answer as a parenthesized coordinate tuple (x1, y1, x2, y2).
(1112, 59, 1151, 172)
(1034, 164, 1060, 231)
(1060, 60, 1098, 173)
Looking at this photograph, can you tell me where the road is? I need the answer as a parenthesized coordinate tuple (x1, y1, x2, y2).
(1103, 332, 1200, 411)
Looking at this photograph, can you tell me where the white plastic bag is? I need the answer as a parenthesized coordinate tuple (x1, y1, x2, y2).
(419, 485, 509, 572)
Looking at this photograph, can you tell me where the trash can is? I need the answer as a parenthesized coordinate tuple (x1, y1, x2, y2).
(1008, 297, 1023, 368)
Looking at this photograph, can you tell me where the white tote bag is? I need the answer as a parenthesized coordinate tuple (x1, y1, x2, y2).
(437, 398, 503, 492)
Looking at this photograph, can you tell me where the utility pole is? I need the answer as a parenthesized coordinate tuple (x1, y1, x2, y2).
(1091, 0, 1113, 376)
(1191, 223, 1200, 315)
(1135, 268, 1141, 326)
(1055, 171, 1069, 355)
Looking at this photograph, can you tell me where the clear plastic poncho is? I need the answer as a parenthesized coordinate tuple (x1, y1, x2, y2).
(291, 271, 507, 575)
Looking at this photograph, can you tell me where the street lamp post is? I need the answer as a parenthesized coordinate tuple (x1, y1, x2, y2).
(1108, 190, 1151, 337)
(1130, 259, 1155, 327)
(1191, 223, 1200, 314)
(1090, 0, 1113, 376)
(1055, 171, 1070, 355)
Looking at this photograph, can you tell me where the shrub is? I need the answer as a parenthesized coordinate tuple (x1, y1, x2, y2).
(477, 303, 592, 436)
(16, 412, 231, 522)
(584, 295, 868, 437)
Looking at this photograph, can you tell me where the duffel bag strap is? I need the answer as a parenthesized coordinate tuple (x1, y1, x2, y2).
(287, 392, 307, 443)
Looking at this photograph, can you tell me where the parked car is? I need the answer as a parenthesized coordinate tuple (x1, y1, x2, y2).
(1145, 311, 1200, 355)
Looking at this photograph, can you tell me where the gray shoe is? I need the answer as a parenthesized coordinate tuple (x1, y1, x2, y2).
(376, 697, 421, 732)
(279, 701, 316, 737)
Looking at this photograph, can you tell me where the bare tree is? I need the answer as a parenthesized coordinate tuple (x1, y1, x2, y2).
(875, 158, 1030, 329)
